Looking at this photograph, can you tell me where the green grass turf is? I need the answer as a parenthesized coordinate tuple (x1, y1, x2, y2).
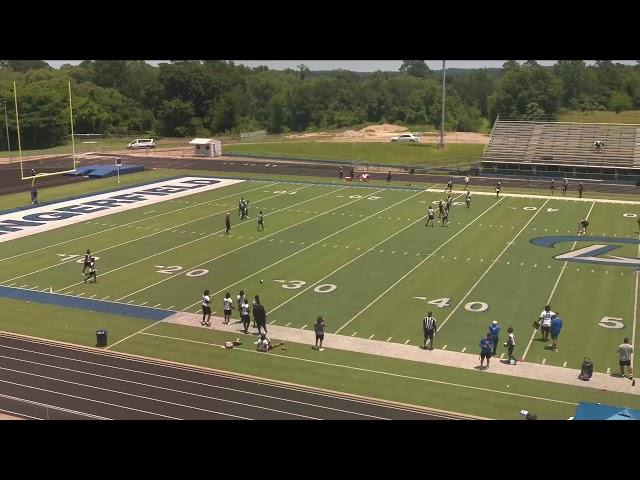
(1, 170, 639, 418)
(224, 142, 484, 167)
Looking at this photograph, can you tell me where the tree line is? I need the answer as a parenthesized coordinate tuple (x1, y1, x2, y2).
(1, 60, 640, 149)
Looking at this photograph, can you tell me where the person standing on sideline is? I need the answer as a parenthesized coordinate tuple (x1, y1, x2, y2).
(550, 313, 563, 351)
(464, 175, 470, 189)
(426, 206, 435, 227)
(479, 333, 493, 369)
(506, 327, 516, 364)
(550, 179, 555, 196)
(223, 292, 233, 325)
(562, 179, 568, 196)
(350, 167, 355, 180)
(465, 191, 471, 209)
(489, 320, 500, 356)
(225, 213, 231, 234)
(30, 182, 38, 205)
(82, 249, 92, 274)
(578, 182, 584, 198)
(253, 295, 267, 336)
(423, 311, 437, 350)
(386, 171, 392, 183)
(339, 166, 343, 181)
(201, 290, 212, 326)
(617, 337, 634, 380)
(495, 181, 502, 198)
(314, 316, 326, 351)
(538, 305, 555, 341)
(240, 297, 251, 334)
(257, 210, 264, 231)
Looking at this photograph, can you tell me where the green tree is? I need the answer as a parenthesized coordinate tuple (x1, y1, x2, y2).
(157, 98, 195, 136)
(399, 60, 431, 78)
(608, 91, 632, 113)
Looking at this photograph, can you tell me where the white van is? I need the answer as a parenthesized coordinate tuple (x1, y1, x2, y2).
(127, 138, 156, 149)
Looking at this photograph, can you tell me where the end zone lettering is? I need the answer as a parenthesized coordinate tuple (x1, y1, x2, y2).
(0, 177, 244, 242)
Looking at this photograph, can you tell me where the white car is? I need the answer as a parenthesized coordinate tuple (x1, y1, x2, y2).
(127, 138, 156, 149)
(390, 133, 421, 143)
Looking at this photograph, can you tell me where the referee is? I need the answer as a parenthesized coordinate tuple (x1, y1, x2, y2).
(423, 311, 437, 350)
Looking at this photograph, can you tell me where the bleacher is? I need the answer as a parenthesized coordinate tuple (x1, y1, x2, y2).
(483, 118, 640, 171)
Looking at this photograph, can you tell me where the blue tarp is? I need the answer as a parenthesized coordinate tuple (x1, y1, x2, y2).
(574, 401, 640, 420)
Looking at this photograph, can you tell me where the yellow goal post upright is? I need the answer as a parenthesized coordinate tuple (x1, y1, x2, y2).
(16, 80, 78, 182)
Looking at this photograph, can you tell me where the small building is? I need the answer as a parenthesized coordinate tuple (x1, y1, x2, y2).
(189, 138, 222, 157)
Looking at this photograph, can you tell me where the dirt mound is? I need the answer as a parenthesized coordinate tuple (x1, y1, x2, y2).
(338, 130, 363, 138)
(359, 124, 408, 134)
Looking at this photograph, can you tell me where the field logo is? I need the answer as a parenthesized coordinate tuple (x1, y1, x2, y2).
(531, 236, 640, 268)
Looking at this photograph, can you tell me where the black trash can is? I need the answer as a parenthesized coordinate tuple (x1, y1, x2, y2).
(96, 329, 108, 348)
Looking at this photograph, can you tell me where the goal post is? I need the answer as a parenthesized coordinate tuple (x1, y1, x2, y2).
(17, 80, 78, 181)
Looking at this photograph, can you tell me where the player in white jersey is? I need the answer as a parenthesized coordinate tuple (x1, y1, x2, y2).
(441, 206, 449, 227)
(240, 299, 251, 334)
(201, 290, 212, 326)
(538, 304, 555, 341)
(426, 206, 435, 227)
(465, 191, 471, 208)
(464, 176, 470, 189)
(223, 292, 233, 324)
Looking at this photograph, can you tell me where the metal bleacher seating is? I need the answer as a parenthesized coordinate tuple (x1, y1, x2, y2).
(483, 117, 640, 170)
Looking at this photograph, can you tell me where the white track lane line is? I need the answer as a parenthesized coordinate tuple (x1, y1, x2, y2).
(0, 378, 179, 419)
(0, 391, 109, 419)
(120, 186, 393, 303)
(56, 185, 342, 294)
(335, 196, 505, 334)
(521, 201, 596, 360)
(270, 188, 454, 318)
(438, 198, 550, 331)
(1, 183, 299, 285)
(0, 181, 279, 265)
(141, 332, 577, 407)
(0, 354, 321, 420)
(0, 365, 251, 420)
(0, 341, 419, 419)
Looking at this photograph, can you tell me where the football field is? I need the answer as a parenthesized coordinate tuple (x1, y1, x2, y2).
(1, 174, 639, 376)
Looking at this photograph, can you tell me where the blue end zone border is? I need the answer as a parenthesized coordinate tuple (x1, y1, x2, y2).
(0, 286, 175, 321)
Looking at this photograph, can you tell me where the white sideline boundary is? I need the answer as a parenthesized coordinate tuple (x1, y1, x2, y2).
(427, 188, 640, 205)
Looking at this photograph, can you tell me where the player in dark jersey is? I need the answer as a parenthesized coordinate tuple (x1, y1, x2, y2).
(386, 171, 392, 183)
(465, 191, 471, 208)
(550, 179, 555, 196)
(237, 289, 245, 311)
(441, 207, 449, 227)
(562, 179, 568, 196)
(578, 219, 589, 236)
(238, 198, 244, 217)
(202, 290, 212, 326)
(446, 194, 452, 210)
(446, 180, 453, 193)
(84, 257, 97, 283)
(350, 167, 355, 180)
(257, 210, 264, 231)
(637, 217, 640, 233)
(82, 249, 92, 274)
(225, 213, 231, 234)
(578, 182, 584, 198)
(339, 166, 343, 181)
(426, 206, 435, 227)
(438, 201, 443, 218)
(244, 200, 250, 219)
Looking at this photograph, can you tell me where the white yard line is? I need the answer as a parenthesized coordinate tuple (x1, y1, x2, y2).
(334, 196, 505, 334)
(176, 187, 435, 311)
(0, 181, 278, 265)
(1, 183, 301, 285)
(438, 198, 550, 331)
(54, 185, 342, 294)
(521, 201, 596, 360)
(268, 189, 439, 317)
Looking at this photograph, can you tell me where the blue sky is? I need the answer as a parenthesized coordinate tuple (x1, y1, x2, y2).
(44, 60, 638, 71)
